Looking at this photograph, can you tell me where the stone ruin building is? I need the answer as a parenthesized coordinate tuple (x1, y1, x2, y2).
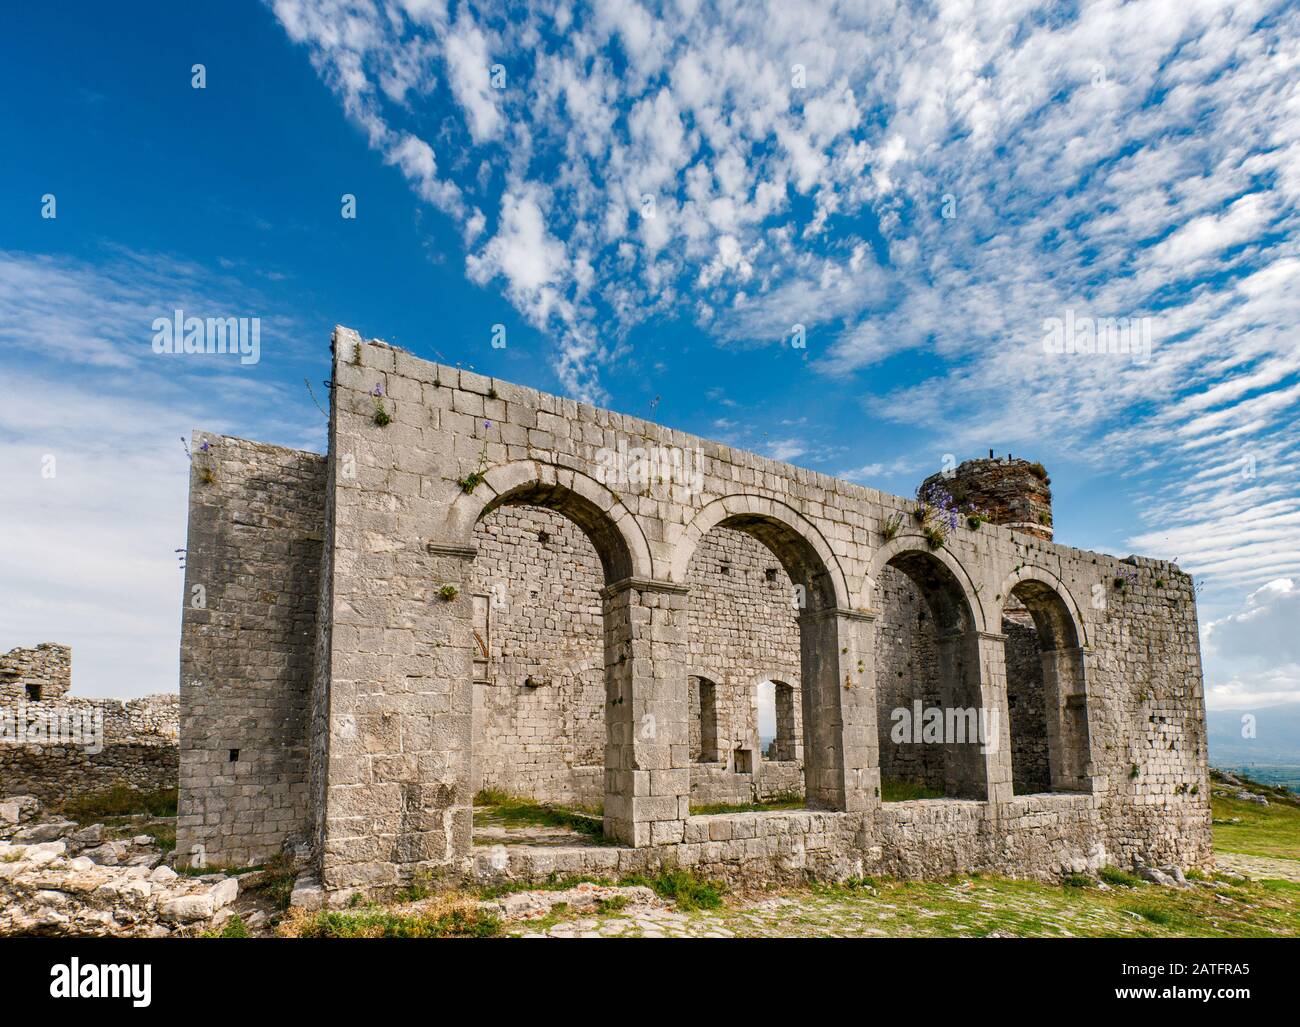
(0, 643, 71, 703)
(0, 643, 179, 804)
(177, 326, 1212, 901)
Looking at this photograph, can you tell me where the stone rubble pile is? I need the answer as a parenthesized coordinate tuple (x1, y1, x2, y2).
(0, 794, 240, 937)
(478, 881, 662, 921)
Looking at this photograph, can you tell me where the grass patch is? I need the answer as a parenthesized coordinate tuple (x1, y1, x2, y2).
(244, 852, 299, 910)
(202, 914, 249, 938)
(283, 897, 500, 939)
(472, 790, 609, 843)
(621, 868, 725, 911)
(880, 778, 946, 802)
(60, 785, 178, 822)
(690, 794, 805, 815)
(1099, 866, 1144, 888)
(1211, 789, 1300, 861)
(1061, 873, 1095, 889)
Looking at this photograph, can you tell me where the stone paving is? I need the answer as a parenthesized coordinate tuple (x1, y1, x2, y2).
(1213, 852, 1300, 883)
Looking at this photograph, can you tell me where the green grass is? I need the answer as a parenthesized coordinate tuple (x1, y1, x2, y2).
(202, 915, 249, 938)
(880, 778, 946, 802)
(1211, 788, 1300, 860)
(621, 868, 725, 911)
(1099, 866, 1144, 888)
(288, 902, 500, 938)
(472, 790, 609, 843)
(60, 785, 178, 822)
(244, 852, 299, 910)
(689, 794, 805, 815)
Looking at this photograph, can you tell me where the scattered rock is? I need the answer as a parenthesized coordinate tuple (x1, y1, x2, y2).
(69, 823, 104, 845)
(0, 796, 40, 827)
(12, 820, 77, 844)
(480, 882, 660, 921)
(1236, 790, 1269, 806)
(289, 875, 325, 911)
(160, 894, 215, 923)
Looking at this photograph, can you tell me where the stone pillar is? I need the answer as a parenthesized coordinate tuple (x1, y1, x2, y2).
(797, 608, 878, 813)
(1042, 645, 1093, 792)
(600, 578, 691, 847)
(976, 630, 1015, 804)
(320, 542, 476, 893)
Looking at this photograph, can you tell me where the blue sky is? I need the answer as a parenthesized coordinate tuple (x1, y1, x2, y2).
(0, 0, 1297, 706)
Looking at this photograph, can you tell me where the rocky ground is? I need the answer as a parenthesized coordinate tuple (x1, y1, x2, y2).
(4, 769, 1299, 938)
(0, 794, 288, 936)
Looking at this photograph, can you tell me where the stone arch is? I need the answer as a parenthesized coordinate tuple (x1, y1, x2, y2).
(872, 538, 989, 801)
(997, 569, 1093, 794)
(868, 536, 986, 634)
(996, 566, 1089, 650)
(671, 495, 850, 611)
(442, 461, 652, 584)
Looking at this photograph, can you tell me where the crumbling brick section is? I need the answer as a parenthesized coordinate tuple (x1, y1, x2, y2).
(0, 643, 71, 703)
(920, 456, 1054, 540)
(176, 432, 326, 868)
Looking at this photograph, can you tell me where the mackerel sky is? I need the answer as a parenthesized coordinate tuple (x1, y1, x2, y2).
(1, 0, 1297, 708)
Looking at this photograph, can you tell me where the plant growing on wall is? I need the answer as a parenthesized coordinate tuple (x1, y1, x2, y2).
(438, 584, 459, 601)
(182, 437, 216, 484)
(881, 512, 904, 541)
(922, 523, 947, 550)
(371, 384, 391, 427)
(456, 420, 493, 492)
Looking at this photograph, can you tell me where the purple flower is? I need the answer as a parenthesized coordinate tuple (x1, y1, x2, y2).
(199, 441, 210, 452)
(372, 384, 384, 397)
(484, 419, 493, 429)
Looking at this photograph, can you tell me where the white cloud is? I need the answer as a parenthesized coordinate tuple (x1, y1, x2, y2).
(0, 250, 321, 698)
(1203, 579, 1300, 709)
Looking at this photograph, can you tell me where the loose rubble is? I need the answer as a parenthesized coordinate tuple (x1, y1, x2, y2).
(0, 794, 244, 936)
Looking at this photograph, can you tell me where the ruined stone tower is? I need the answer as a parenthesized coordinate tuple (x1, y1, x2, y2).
(919, 454, 1054, 541)
(0, 643, 71, 702)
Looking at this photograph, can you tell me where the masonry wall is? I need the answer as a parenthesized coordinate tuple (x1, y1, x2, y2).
(467, 509, 806, 809)
(469, 505, 606, 806)
(0, 644, 71, 703)
(0, 695, 177, 805)
(176, 433, 325, 868)
(179, 327, 1213, 894)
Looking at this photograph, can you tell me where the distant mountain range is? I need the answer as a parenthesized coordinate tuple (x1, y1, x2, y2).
(1206, 704, 1300, 791)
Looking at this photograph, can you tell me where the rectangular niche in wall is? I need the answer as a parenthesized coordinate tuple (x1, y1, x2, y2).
(472, 593, 491, 684)
(734, 748, 753, 774)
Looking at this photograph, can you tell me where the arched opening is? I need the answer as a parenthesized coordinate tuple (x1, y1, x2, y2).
(683, 512, 840, 812)
(1002, 579, 1092, 794)
(876, 550, 988, 801)
(467, 481, 635, 848)
(759, 680, 798, 762)
(690, 675, 721, 764)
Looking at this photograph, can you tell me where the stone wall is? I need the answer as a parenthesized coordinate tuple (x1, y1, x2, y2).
(467, 508, 806, 810)
(0, 644, 71, 703)
(0, 695, 178, 805)
(176, 433, 326, 868)
(179, 327, 1213, 893)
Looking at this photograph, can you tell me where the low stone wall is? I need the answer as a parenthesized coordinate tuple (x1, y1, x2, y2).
(0, 695, 178, 805)
(464, 792, 1203, 899)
